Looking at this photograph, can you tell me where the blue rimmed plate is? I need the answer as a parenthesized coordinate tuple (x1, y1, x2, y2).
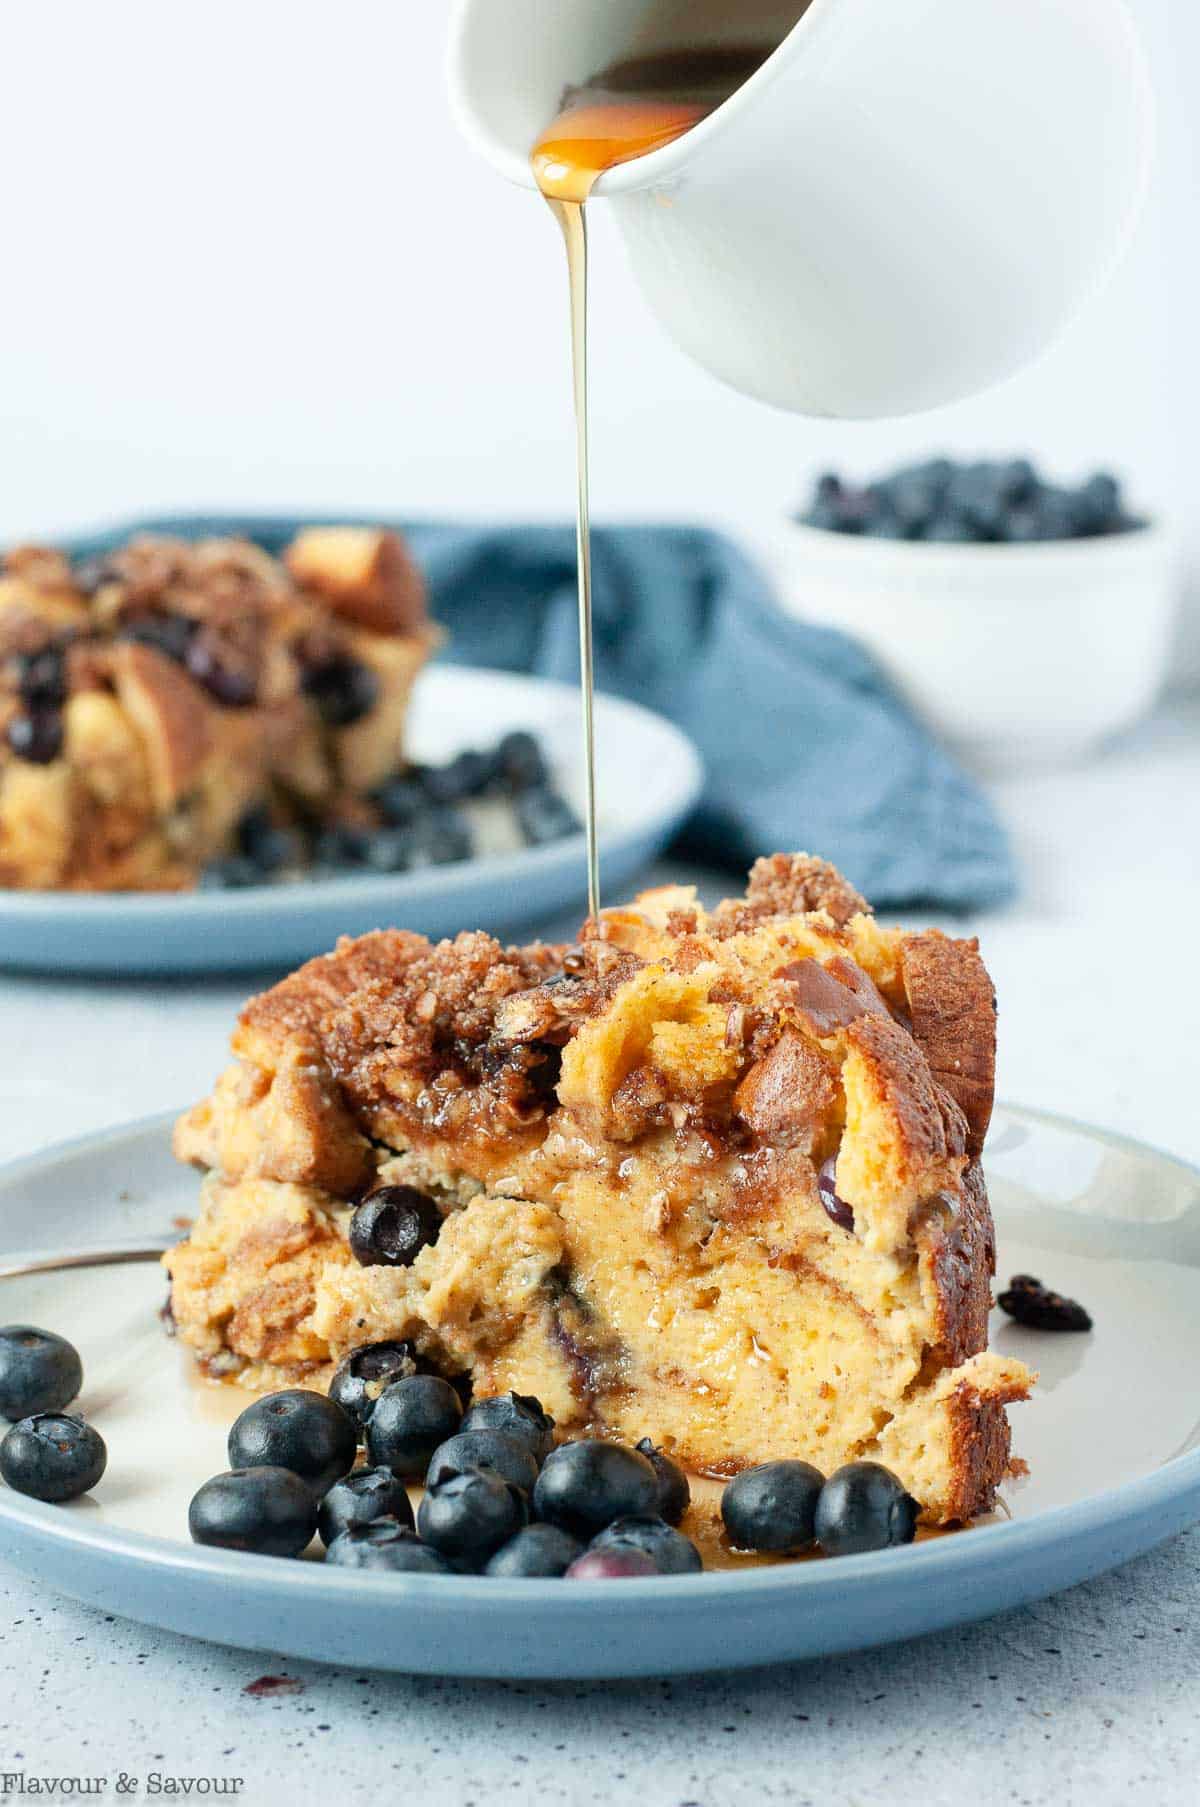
(0, 1104, 1197, 1678)
(0, 666, 702, 974)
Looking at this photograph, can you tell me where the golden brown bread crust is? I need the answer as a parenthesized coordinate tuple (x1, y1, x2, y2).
(284, 528, 428, 637)
(901, 931, 997, 1156)
(921, 1161, 995, 1368)
(941, 1374, 1019, 1522)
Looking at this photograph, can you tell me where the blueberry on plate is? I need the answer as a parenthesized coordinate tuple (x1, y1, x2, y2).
(0, 1413, 106, 1503)
(813, 1462, 920, 1557)
(421, 808, 474, 866)
(417, 1465, 528, 1568)
(420, 750, 492, 806)
(237, 805, 299, 876)
(483, 1523, 584, 1578)
(634, 1438, 690, 1526)
(493, 731, 548, 793)
(325, 1519, 454, 1573)
(372, 775, 427, 827)
(317, 1466, 414, 1546)
(565, 1547, 658, 1580)
(328, 1340, 422, 1430)
(515, 785, 580, 848)
(365, 1374, 463, 1479)
(532, 1440, 659, 1540)
(227, 1390, 358, 1497)
(189, 1467, 318, 1557)
(363, 827, 416, 874)
(590, 1515, 701, 1575)
(426, 1429, 538, 1497)
(198, 856, 259, 891)
(349, 1186, 442, 1269)
(312, 823, 372, 870)
(460, 1391, 555, 1464)
(0, 1326, 83, 1420)
(721, 1459, 825, 1555)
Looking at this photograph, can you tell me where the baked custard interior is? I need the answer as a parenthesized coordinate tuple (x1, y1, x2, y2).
(168, 854, 1031, 1523)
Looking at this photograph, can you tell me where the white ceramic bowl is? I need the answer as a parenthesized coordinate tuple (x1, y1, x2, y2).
(756, 519, 1177, 771)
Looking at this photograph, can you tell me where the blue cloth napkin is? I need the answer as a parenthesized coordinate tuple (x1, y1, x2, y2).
(69, 515, 1017, 912)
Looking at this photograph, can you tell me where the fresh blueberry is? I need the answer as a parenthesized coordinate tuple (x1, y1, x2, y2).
(0, 1412, 106, 1503)
(328, 1340, 423, 1429)
(421, 808, 474, 865)
(493, 731, 548, 792)
(324, 1519, 454, 1573)
(366, 1374, 463, 1479)
(301, 654, 379, 728)
(590, 1515, 701, 1574)
(516, 786, 580, 848)
(364, 827, 416, 873)
(634, 1438, 690, 1526)
(312, 823, 372, 869)
(817, 1157, 854, 1232)
(185, 636, 257, 707)
(426, 1429, 539, 1497)
(198, 856, 259, 890)
(420, 751, 492, 806)
(6, 709, 63, 765)
(532, 1441, 659, 1540)
(999, 458, 1037, 505)
(920, 513, 980, 543)
(349, 1185, 442, 1269)
(565, 1547, 658, 1580)
(460, 1392, 555, 1464)
(721, 1460, 825, 1554)
(16, 647, 67, 707)
(483, 1523, 583, 1577)
(237, 806, 299, 875)
(1077, 471, 1121, 532)
(814, 1461, 919, 1556)
(372, 775, 427, 827)
(417, 1465, 528, 1567)
(0, 1326, 83, 1420)
(227, 1389, 358, 1497)
(317, 1465, 414, 1546)
(188, 1466, 318, 1557)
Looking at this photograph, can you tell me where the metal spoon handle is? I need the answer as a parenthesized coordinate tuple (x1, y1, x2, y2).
(0, 1238, 175, 1281)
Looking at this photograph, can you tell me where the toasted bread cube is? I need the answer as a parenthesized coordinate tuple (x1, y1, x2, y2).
(285, 527, 428, 636)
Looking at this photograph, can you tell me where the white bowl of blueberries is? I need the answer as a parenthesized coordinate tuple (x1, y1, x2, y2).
(759, 459, 1176, 771)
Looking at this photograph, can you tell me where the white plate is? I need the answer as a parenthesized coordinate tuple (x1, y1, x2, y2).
(0, 1105, 1197, 1679)
(0, 666, 703, 974)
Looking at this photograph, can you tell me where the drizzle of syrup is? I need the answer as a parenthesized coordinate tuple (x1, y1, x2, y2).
(529, 45, 772, 920)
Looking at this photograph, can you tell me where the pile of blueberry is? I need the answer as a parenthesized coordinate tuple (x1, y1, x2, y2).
(188, 1367, 701, 1577)
(0, 1326, 107, 1502)
(200, 730, 581, 890)
(799, 457, 1144, 544)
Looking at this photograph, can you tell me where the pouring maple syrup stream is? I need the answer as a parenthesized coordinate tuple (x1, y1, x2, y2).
(531, 46, 772, 920)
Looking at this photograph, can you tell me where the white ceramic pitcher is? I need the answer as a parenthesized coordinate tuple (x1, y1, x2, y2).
(448, 0, 1152, 419)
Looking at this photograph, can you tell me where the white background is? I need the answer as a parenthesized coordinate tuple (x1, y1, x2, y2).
(0, 0, 1195, 667)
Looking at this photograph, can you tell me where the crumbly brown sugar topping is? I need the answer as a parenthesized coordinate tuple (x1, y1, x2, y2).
(216, 860, 996, 1214)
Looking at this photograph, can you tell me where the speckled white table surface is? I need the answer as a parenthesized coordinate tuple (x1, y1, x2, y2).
(2, 700, 1199, 1806)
